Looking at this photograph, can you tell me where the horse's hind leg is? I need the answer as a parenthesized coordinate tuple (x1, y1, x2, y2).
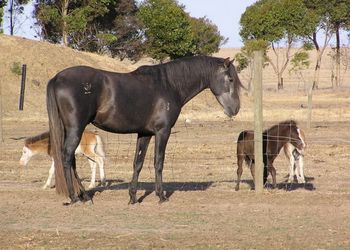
(129, 134, 151, 204)
(235, 156, 244, 191)
(250, 162, 255, 187)
(63, 130, 90, 203)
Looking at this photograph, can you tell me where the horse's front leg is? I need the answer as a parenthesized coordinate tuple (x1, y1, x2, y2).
(87, 159, 97, 189)
(296, 156, 306, 184)
(288, 154, 295, 183)
(154, 129, 171, 203)
(129, 135, 152, 204)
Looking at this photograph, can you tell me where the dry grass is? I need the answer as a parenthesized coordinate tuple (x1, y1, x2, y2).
(0, 35, 350, 249)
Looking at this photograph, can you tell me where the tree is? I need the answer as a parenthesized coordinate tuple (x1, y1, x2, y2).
(240, 0, 317, 89)
(327, 0, 350, 88)
(35, 0, 113, 46)
(138, 0, 194, 61)
(303, 0, 335, 89)
(189, 16, 227, 56)
(0, 0, 7, 33)
(234, 39, 269, 93)
(34, 0, 144, 60)
(3, 0, 30, 35)
(108, 0, 144, 60)
(288, 49, 311, 89)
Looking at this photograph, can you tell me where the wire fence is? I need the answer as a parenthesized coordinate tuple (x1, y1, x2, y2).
(1, 65, 350, 191)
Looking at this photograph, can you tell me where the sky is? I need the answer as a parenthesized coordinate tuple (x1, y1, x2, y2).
(178, 0, 257, 48)
(3, 0, 257, 48)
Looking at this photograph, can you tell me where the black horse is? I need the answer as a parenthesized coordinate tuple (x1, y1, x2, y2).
(47, 56, 242, 205)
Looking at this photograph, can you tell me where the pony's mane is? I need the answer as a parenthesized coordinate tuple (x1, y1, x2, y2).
(264, 120, 299, 136)
(24, 131, 50, 146)
(132, 56, 226, 91)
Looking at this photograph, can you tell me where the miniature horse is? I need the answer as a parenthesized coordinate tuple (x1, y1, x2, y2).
(283, 128, 306, 184)
(19, 130, 105, 189)
(235, 120, 306, 191)
(46, 55, 242, 204)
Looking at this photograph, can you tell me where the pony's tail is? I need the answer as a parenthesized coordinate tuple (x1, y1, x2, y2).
(47, 77, 82, 197)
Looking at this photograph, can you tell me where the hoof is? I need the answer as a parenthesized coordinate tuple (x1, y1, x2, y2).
(235, 185, 240, 191)
(158, 197, 169, 204)
(297, 179, 306, 184)
(63, 196, 81, 206)
(79, 191, 92, 202)
(158, 193, 169, 204)
(128, 197, 138, 205)
(100, 179, 106, 187)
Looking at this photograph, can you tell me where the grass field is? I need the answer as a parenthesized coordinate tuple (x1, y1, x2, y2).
(1, 34, 350, 249)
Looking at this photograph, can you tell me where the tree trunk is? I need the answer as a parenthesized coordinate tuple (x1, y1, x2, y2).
(278, 75, 283, 90)
(335, 25, 341, 88)
(9, 0, 14, 35)
(312, 57, 321, 90)
(62, 0, 69, 46)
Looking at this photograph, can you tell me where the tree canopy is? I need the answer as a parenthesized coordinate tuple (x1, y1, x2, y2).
(34, 0, 144, 60)
(138, 0, 193, 61)
(239, 0, 317, 89)
(31, 0, 226, 61)
(138, 0, 226, 61)
(0, 0, 7, 33)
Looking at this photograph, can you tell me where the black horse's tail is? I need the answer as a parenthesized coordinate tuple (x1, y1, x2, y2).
(47, 77, 82, 197)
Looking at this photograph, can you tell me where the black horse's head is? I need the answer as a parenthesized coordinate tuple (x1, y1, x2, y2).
(209, 57, 241, 118)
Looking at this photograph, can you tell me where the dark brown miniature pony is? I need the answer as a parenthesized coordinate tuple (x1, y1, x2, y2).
(235, 120, 306, 191)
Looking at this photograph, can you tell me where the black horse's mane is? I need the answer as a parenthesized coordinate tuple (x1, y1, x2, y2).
(132, 56, 226, 91)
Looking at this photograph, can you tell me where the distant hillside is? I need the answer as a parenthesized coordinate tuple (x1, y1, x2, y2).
(1, 34, 349, 123)
(0, 35, 134, 121)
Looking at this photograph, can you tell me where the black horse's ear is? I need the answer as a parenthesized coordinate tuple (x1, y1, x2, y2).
(224, 57, 231, 68)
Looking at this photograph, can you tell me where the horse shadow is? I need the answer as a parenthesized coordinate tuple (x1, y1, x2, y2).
(85, 175, 316, 203)
(237, 176, 316, 191)
(86, 179, 215, 203)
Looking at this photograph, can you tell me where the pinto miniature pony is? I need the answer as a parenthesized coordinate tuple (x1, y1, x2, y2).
(283, 128, 306, 184)
(235, 120, 306, 191)
(19, 130, 106, 189)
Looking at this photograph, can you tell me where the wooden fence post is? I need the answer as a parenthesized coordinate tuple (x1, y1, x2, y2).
(19, 64, 27, 111)
(253, 50, 264, 193)
(0, 75, 3, 144)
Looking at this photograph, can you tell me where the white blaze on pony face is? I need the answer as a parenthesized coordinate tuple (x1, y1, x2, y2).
(19, 146, 34, 166)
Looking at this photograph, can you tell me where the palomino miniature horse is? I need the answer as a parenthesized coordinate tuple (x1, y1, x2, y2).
(283, 128, 306, 184)
(46, 56, 242, 204)
(19, 130, 105, 189)
(235, 120, 306, 191)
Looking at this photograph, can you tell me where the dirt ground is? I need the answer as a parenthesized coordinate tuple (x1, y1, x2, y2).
(1, 90, 350, 249)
